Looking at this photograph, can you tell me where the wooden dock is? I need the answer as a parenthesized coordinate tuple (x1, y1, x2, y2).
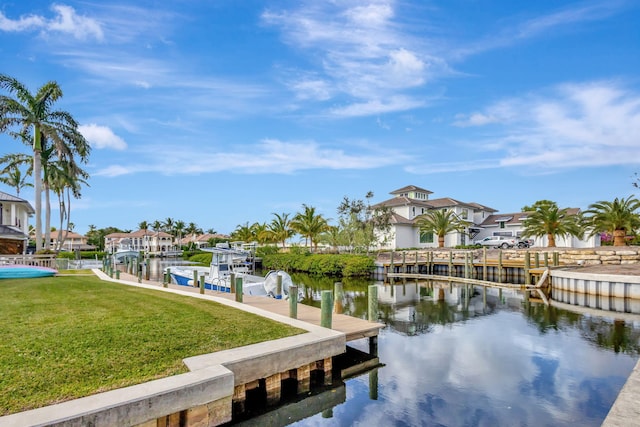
(214, 292, 384, 342)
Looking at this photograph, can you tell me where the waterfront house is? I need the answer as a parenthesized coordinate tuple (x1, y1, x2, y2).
(104, 229, 176, 255)
(0, 190, 33, 254)
(475, 209, 599, 248)
(49, 230, 95, 252)
(373, 185, 497, 249)
(178, 233, 231, 249)
(372, 185, 597, 249)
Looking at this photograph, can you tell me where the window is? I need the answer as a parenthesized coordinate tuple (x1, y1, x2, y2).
(420, 231, 434, 243)
(461, 209, 468, 220)
(500, 222, 505, 229)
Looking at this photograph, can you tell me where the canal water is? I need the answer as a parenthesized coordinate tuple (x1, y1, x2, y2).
(145, 260, 640, 426)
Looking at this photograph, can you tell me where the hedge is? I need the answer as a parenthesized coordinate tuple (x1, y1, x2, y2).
(262, 253, 374, 277)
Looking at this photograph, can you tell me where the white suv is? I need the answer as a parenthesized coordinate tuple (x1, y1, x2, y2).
(473, 236, 517, 248)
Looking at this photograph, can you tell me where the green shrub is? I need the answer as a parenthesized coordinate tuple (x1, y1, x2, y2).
(256, 245, 279, 257)
(262, 253, 374, 277)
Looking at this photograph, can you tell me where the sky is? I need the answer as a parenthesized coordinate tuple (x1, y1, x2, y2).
(1, 0, 639, 236)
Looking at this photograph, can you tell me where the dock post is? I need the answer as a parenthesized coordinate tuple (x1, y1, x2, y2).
(230, 273, 236, 293)
(524, 252, 531, 286)
(321, 290, 333, 328)
(145, 258, 150, 281)
(428, 251, 433, 275)
(199, 275, 205, 294)
(463, 253, 469, 279)
(534, 252, 540, 268)
(115, 270, 120, 279)
(553, 251, 559, 266)
(334, 282, 344, 314)
(276, 274, 283, 298)
(544, 252, 549, 267)
(402, 251, 407, 274)
(369, 336, 378, 357)
(235, 277, 243, 302)
(137, 271, 142, 283)
(448, 250, 453, 277)
(414, 250, 419, 274)
(498, 251, 503, 283)
(483, 248, 487, 281)
(192, 270, 198, 288)
(164, 268, 170, 288)
(289, 285, 298, 319)
(369, 368, 379, 400)
(389, 251, 395, 284)
(368, 285, 378, 323)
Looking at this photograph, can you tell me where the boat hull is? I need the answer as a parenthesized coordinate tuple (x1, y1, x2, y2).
(0, 265, 57, 279)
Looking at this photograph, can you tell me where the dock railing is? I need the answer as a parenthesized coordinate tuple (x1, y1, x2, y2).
(0, 254, 58, 269)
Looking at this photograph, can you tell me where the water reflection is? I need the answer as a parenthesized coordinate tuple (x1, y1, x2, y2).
(286, 275, 640, 427)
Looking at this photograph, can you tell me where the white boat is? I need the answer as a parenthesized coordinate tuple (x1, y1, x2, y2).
(112, 239, 140, 263)
(167, 247, 299, 299)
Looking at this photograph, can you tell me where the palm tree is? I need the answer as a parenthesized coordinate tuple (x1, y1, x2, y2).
(151, 220, 162, 253)
(268, 212, 293, 248)
(416, 209, 468, 248)
(291, 204, 329, 252)
(583, 196, 640, 246)
(174, 220, 186, 247)
(522, 203, 582, 247)
(138, 220, 149, 252)
(232, 222, 254, 242)
(0, 75, 90, 250)
(163, 217, 175, 235)
(0, 153, 32, 196)
(48, 159, 88, 252)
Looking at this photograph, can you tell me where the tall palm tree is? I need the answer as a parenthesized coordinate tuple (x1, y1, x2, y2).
(0, 74, 90, 250)
(416, 209, 468, 248)
(151, 220, 162, 253)
(251, 222, 271, 244)
(522, 203, 582, 247)
(268, 212, 293, 248)
(48, 158, 88, 252)
(583, 196, 640, 246)
(0, 153, 32, 196)
(163, 217, 175, 235)
(291, 204, 329, 252)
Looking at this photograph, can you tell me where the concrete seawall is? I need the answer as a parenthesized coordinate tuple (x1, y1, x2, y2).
(0, 270, 347, 427)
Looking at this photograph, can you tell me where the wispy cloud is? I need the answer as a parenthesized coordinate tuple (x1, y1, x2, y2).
(452, 0, 630, 59)
(452, 80, 640, 170)
(0, 4, 103, 41)
(262, 1, 444, 116)
(94, 138, 410, 177)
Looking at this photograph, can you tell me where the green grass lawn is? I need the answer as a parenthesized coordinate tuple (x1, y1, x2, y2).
(0, 275, 304, 415)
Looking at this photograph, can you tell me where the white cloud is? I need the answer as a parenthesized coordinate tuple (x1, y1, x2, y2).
(79, 124, 127, 150)
(454, 81, 640, 170)
(0, 4, 103, 41)
(0, 12, 44, 31)
(93, 138, 410, 177)
(262, 1, 440, 116)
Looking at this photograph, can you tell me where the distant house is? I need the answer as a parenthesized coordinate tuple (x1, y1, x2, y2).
(0, 191, 34, 254)
(373, 185, 497, 249)
(178, 233, 230, 249)
(476, 209, 599, 248)
(49, 230, 95, 251)
(104, 229, 176, 255)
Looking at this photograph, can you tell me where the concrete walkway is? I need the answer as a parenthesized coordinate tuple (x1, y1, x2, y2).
(602, 357, 640, 426)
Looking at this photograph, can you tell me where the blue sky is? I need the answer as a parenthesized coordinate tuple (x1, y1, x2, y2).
(1, 0, 639, 236)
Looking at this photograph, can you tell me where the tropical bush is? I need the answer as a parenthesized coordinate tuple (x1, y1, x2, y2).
(262, 253, 374, 277)
(57, 250, 107, 260)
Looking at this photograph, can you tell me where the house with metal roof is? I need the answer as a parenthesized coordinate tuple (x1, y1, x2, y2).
(0, 190, 34, 254)
(373, 185, 497, 249)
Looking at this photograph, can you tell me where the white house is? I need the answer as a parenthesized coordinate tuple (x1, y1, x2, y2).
(374, 185, 598, 249)
(0, 190, 34, 254)
(373, 185, 497, 249)
(104, 229, 176, 255)
(475, 210, 599, 248)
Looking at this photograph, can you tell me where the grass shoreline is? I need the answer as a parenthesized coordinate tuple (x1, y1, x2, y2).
(0, 275, 304, 415)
